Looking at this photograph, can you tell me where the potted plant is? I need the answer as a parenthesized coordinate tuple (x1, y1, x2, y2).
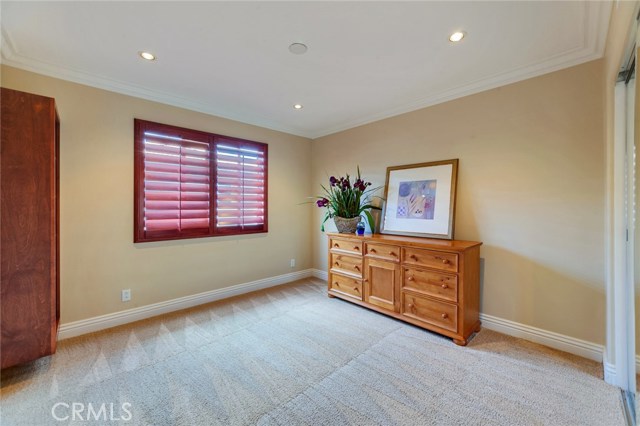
(313, 167, 382, 234)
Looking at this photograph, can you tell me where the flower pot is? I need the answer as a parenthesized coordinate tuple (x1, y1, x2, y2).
(334, 216, 361, 234)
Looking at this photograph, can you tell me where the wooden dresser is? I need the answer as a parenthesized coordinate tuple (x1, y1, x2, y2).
(327, 232, 482, 345)
(1, 88, 60, 368)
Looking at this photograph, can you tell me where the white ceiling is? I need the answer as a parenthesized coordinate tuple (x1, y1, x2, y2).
(1, 1, 611, 139)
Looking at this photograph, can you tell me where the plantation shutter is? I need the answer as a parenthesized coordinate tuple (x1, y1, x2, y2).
(142, 129, 211, 238)
(134, 119, 268, 243)
(214, 138, 267, 233)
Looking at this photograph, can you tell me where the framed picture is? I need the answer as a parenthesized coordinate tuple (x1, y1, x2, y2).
(380, 159, 458, 239)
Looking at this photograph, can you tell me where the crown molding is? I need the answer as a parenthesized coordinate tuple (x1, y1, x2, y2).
(309, 1, 613, 139)
(0, 28, 310, 139)
(1, 1, 611, 140)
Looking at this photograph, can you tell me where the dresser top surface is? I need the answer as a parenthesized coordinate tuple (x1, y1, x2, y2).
(326, 232, 482, 251)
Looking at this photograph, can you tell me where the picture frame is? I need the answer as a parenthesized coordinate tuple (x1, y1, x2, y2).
(380, 159, 458, 239)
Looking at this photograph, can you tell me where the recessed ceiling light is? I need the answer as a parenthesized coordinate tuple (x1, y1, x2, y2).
(289, 43, 308, 55)
(449, 32, 465, 42)
(139, 51, 156, 61)
(293, 104, 303, 110)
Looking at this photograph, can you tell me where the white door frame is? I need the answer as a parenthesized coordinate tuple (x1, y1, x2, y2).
(606, 3, 640, 394)
(606, 61, 637, 394)
(625, 72, 637, 395)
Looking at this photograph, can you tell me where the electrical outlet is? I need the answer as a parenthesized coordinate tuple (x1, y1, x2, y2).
(121, 289, 131, 302)
(290, 258, 296, 268)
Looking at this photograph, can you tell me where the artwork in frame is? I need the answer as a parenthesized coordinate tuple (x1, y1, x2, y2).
(380, 159, 458, 239)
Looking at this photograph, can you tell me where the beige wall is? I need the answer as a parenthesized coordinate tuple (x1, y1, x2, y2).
(312, 60, 606, 344)
(2, 17, 633, 349)
(1, 65, 313, 324)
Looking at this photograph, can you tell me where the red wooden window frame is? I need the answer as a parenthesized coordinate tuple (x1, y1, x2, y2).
(134, 119, 268, 243)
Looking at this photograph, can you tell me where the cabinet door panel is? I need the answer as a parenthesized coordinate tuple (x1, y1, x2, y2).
(1, 88, 58, 368)
(364, 259, 400, 312)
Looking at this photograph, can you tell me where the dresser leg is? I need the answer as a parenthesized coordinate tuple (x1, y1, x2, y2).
(453, 338, 467, 346)
(328, 293, 336, 298)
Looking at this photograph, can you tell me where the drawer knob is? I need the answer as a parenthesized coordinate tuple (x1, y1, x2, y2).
(407, 303, 413, 308)
(354, 265, 361, 271)
(389, 251, 397, 256)
(334, 282, 340, 286)
(442, 259, 450, 265)
(354, 246, 360, 251)
(333, 243, 339, 247)
(410, 255, 418, 260)
(441, 313, 448, 319)
(407, 276, 415, 282)
(334, 262, 340, 266)
(353, 287, 359, 292)
(370, 248, 377, 253)
(441, 284, 448, 289)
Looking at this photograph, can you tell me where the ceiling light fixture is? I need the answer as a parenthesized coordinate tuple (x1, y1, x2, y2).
(139, 51, 156, 61)
(293, 104, 303, 110)
(289, 43, 308, 55)
(449, 32, 465, 42)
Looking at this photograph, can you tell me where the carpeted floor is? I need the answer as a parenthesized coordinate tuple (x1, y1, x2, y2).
(1, 278, 625, 425)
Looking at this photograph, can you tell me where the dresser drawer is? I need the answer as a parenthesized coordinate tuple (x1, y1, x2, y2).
(403, 268, 457, 302)
(329, 274, 363, 300)
(402, 293, 458, 332)
(365, 243, 400, 262)
(330, 238, 363, 256)
(402, 247, 458, 272)
(330, 253, 363, 277)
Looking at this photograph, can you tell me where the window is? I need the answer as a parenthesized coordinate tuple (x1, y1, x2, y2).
(134, 119, 268, 242)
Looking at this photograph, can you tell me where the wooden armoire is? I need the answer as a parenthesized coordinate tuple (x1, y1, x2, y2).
(1, 88, 60, 369)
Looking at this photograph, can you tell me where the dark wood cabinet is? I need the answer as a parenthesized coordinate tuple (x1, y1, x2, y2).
(1, 88, 60, 369)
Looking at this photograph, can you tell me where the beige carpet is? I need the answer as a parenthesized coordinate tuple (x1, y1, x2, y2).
(1, 278, 625, 425)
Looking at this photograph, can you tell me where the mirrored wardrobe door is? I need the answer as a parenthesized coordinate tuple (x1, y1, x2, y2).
(634, 40, 640, 423)
(628, 51, 637, 422)
(614, 14, 638, 423)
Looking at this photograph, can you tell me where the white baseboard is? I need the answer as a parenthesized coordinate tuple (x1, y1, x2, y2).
(480, 314, 640, 377)
(602, 350, 619, 386)
(603, 355, 640, 387)
(311, 268, 328, 280)
(604, 361, 617, 384)
(57, 267, 622, 374)
(479, 313, 604, 363)
(313, 269, 606, 364)
(58, 269, 314, 340)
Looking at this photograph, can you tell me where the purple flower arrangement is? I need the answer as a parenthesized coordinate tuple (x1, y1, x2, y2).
(310, 167, 381, 232)
(316, 198, 329, 207)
